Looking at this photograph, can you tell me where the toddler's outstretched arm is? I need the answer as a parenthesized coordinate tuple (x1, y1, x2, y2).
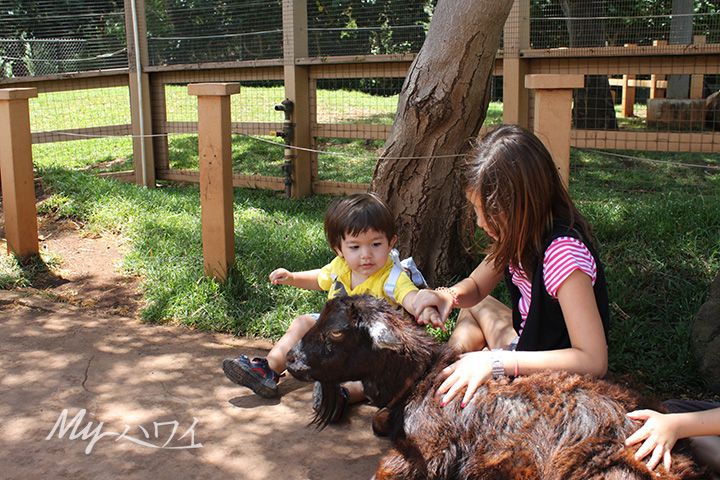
(269, 268, 323, 290)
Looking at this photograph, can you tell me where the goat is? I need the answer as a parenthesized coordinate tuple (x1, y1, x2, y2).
(286, 295, 709, 480)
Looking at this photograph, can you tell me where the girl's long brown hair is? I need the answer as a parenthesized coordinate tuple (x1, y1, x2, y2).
(465, 124, 593, 279)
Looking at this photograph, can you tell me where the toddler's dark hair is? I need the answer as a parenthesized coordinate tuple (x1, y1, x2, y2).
(324, 193, 396, 253)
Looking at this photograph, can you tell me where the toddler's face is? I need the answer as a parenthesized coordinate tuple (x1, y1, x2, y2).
(336, 229, 395, 280)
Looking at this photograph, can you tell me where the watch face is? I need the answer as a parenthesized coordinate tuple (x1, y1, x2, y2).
(492, 357, 504, 378)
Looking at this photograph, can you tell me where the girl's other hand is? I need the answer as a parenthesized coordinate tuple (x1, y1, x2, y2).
(269, 268, 293, 285)
(436, 351, 492, 408)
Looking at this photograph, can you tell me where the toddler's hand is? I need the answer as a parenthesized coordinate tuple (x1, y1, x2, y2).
(269, 268, 293, 285)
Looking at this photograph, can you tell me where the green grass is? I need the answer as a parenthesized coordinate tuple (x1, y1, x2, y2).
(568, 148, 720, 396)
(8, 87, 720, 399)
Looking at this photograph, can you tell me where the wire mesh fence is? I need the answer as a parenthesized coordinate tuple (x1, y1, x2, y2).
(0, 1, 127, 76)
(0, 0, 719, 192)
(146, 0, 284, 65)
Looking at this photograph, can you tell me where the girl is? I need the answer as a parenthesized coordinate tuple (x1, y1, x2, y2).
(413, 124, 610, 408)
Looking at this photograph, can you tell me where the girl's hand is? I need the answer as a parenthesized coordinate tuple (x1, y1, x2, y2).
(436, 351, 492, 408)
(413, 289, 453, 331)
(625, 410, 679, 472)
(269, 268, 293, 285)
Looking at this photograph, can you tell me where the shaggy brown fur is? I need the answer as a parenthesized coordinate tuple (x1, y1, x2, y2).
(286, 295, 710, 480)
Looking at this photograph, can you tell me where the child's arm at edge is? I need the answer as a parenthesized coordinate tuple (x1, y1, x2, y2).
(625, 407, 720, 472)
(269, 268, 323, 290)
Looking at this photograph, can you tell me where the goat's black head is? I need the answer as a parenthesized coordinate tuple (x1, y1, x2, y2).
(286, 295, 436, 428)
(286, 295, 406, 384)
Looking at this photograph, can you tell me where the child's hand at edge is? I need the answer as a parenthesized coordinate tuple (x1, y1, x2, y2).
(269, 268, 294, 285)
(625, 409, 679, 472)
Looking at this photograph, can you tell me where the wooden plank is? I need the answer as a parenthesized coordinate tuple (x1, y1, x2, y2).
(608, 78, 668, 89)
(163, 121, 284, 136)
(308, 61, 412, 79)
(0, 70, 129, 91)
(571, 130, 720, 153)
(31, 125, 133, 144)
(97, 170, 136, 182)
(144, 59, 284, 73)
(298, 53, 416, 67)
(153, 67, 284, 84)
(156, 169, 286, 191)
(312, 180, 369, 195)
(316, 123, 391, 140)
(530, 54, 720, 76)
(522, 43, 720, 59)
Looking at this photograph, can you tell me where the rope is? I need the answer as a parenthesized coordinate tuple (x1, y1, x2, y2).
(581, 148, 720, 171)
(50, 131, 720, 168)
(53, 131, 468, 161)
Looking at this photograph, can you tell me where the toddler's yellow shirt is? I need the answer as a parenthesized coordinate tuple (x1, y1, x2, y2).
(317, 255, 418, 308)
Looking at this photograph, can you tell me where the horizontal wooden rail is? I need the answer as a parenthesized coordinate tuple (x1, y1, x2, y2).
(32, 124, 132, 144)
(521, 43, 720, 59)
(572, 130, 720, 153)
(607, 78, 668, 89)
(156, 168, 287, 191)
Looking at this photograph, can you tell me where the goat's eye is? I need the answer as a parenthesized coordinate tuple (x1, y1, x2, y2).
(328, 330, 343, 341)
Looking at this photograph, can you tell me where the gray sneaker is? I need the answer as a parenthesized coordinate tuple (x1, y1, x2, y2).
(222, 355, 279, 398)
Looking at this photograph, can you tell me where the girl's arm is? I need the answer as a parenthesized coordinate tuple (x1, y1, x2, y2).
(269, 268, 323, 290)
(496, 269, 608, 376)
(625, 408, 720, 472)
(521, 268, 608, 376)
(437, 269, 607, 407)
(413, 257, 504, 330)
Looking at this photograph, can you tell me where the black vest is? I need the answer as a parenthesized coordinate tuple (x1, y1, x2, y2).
(505, 224, 610, 352)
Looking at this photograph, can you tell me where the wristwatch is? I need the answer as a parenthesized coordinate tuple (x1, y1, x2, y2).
(491, 350, 505, 379)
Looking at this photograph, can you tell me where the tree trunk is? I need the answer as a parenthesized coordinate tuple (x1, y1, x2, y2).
(370, 0, 513, 285)
(560, 0, 618, 130)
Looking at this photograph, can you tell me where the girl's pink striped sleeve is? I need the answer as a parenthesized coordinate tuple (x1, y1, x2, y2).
(543, 237, 597, 298)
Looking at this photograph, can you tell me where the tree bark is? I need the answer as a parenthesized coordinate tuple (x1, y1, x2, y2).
(370, 0, 513, 285)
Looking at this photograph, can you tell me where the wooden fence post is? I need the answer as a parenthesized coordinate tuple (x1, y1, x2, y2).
(502, 0, 531, 129)
(282, 0, 312, 198)
(188, 83, 240, 282)
(0, 88, 40, 258)
(525, 74, 584, 187)
(124, 0, 156, 187)
(621, 45, 637, 118)
(690, 35, 706, 99)
(650, 40, 667, 100)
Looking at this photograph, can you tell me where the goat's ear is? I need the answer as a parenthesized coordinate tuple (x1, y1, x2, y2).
(364, 316, 403, 352)
(349, 297, 404, 351)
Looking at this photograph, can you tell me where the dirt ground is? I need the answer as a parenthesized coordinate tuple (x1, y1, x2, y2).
(0, 215, 389, 479)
